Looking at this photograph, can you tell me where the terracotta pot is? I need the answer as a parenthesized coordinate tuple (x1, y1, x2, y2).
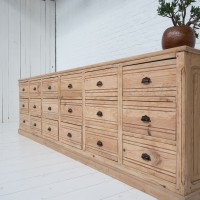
(162, 26, 196, 49)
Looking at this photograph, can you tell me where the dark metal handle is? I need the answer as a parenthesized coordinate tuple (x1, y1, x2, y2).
(141, 153, 151, 161)
(97, 140, 103, 147)
(68, 108, 72, 113)
(22, 104, 25, 107)
(33, 123, 37, 127)
(48, 107, 52, 111)
(48, 127, 51, 131)
(22, 88, 25, 92)
(68, 84, 72, 89)
(141, 77, 151, 84)
(67, 133, 72, 138)
(96, 81, 103, 87)
(97, 111, 103, 117)
(33, 105, 36, 109)
(33, 87, 36, 91)
(23, 120, 26, 123)
(48, 85, 52, 90)
(141, 115, 151, 122)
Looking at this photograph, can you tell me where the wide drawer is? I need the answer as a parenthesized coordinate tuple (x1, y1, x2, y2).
(30, 116, 41, 135)
(19, 82, 29, 97)
(20, 99, 29, 113)
(42, 77, 59, 97)
(123, 142, 176, 174)
(42, 119, 58, 141)
(42, 99, 59, 119)
(59, 122, 82, 149)
(29, 99, 41, 116)
(123, 107, 176, 131)
(20, 114, 30, 130)
(29, 80, 41, 97)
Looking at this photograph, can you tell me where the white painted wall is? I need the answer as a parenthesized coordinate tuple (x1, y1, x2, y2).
(0, 0, 55, 123)
(56, 0, 200, 70)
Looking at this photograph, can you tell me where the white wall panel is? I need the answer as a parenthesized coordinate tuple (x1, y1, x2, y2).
(56, 0, 200, 70)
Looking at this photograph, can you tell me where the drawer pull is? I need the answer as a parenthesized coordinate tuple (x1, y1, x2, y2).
(67, 133, 72, 138)
(141, 153, 151, 161)
(22, 88, 25, 92)
(96, 81, 103, 87)
(68, 108, 73, 113)
(97, 111, 103, 117)
(97, 140, 103, 147)
(48, 127, 51, 131)
(141, 77, 151, 84)
(33, 87, 36, 91)
(48, 107, 52, 111)
(23, 120, 26, 123)
(141, 115, 151, 122)
(22, 104, 25, 107)
(33, 105, 36, 109)
(33, 123, 37, 127)
(68, 84, 72, 89)
(48, 85, 52, 90)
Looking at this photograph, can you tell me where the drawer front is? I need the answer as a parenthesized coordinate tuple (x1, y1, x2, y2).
(29, 99, 41, 116)
(85, 105, 117, 122)
(42, 77, 59, 94)
(61, 76, 82, 91)
(42, 99, 59, 116)
(30, 116, 41, 135)
(30, 81, 41, 97)
(59, 122, 82, 149)
(20, 114, 30, 130)
(20, 99, 29, 113)
(85, 75, 117, 91)
(86, 133, 118, 154)
(123, 66, 176, 90)
(42, 119, 58, 141)
(123, 142, 176, 174)
(19, 82, 29, 97)
(123, 108, 176, 131)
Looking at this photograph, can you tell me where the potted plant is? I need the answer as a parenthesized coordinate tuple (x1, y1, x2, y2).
(157, 0, 200, 49)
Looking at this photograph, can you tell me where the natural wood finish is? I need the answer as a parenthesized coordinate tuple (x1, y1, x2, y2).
(29, 98, 41, 116)
(30, 116, 41, 135)
(29, 80, 41, 97)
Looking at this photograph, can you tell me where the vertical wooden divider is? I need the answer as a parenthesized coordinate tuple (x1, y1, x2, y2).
(82, 71, 86, 151)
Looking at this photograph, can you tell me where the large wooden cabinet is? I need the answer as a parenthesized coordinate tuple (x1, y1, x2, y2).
(19, 46, 200, 200)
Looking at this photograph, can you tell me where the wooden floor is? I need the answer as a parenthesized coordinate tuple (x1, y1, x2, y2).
(0, 123, 156, 200)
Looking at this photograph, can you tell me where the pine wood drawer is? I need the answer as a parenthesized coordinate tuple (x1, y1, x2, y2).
(42, 77, 59, 97)
(42, 99, 59, 119)
(85, 105, 118, 123)
(123, 142, 176, 175)
(20, 114, 30, 130)
(42, 119, 58, 141)
(29, 80, 41, 97)
(20, 99, 29, 113)
(61, 74, 82, 99)
(123, 107, 176, 131)
(29, 99, 41, 116)
(30, 116, 41, 135)
(59, 122, 82, 149)
(19, 82, 29, 97)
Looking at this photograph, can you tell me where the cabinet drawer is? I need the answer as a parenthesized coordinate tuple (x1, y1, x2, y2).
(30, 116, 41, 135)
(86, 132, 118, 155)
(42, 77, 59, 97)
(85, 105, 117, 123)
(59, 122, 82, 149)
(42, 119, 58, 141)
(123, 108, 176, 131)
(30, 80, 41, 97)
(123, 63, 176, 90)
(19, 82, 29, 97)
(123, 142, 176, 174)
(42, 99, 59, 119)
(29, 99, 41, 116)
(20, 114, 30, 130)
(20, 99, 29, 113)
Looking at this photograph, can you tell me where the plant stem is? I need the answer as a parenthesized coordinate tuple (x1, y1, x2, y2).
(186, 16, 200, 26)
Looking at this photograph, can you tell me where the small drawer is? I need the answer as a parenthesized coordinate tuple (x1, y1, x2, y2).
(85, 75, 117, 91)
(60, 100, 82, 118)
(29, 99, 41, 116)
(85, 105, 117, 123)
(86, 132, 118, 155)
(123, 142, 176, 174)
(30, 80, 41, 97)
(42, 118, 58, 141)
(123, 108, 176, 131)
(19, 82, 29, 97)
(59, 122, 82, 149)
(20, 114, 30, 130)
(30, 116, 41, 135)
(42, 77, 59, 97)
(42, 99, 59, 119)
(20, 99, 29, 113)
